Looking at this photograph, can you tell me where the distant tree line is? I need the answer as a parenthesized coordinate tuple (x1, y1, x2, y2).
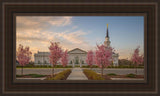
(118, 59, 144, 66)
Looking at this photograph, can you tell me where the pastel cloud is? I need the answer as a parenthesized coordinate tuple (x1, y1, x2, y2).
(16, 16, 94, 60)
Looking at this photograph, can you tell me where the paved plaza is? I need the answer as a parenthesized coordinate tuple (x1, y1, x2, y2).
(16, 68, 144, 75)
(16, 68, 65, 75)
(67, 68, 88, 80)
(91, 68, 144, 75)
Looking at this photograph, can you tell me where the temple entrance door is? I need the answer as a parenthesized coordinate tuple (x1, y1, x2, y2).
(74, 56, 80, 67)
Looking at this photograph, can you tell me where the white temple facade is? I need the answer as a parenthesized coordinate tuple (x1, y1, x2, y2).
(34, 24, 119, 67)
(34, 48, 88, 67)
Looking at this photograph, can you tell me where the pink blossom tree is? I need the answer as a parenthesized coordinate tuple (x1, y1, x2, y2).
(95, 44, 113, 76)
(16, 44, 32, 75)
(131, 46, 144, 75)
(86, 50, 94, 69)
(61, 50, 69, 68)
(49, 42, 63, 77)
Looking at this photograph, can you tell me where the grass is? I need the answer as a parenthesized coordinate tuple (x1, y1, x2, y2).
(26, 74, 46, 78)
(16, 74, 46, 78)
(107, 73, 117, 76)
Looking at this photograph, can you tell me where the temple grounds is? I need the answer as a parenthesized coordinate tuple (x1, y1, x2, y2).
(16, 68, 144, 75)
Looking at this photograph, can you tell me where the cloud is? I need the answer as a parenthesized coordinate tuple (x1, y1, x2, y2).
(57, 30, 87, 44)
(16, 16, 72, 36)
(16, 16, 94, 60)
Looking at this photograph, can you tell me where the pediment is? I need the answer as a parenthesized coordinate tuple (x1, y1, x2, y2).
(68, 48, 87, 54)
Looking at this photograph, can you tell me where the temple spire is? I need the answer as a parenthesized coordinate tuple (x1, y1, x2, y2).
(106, 24, 109, 38)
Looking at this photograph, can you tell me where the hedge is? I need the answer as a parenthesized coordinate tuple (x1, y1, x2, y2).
(16, 65, 73, 68)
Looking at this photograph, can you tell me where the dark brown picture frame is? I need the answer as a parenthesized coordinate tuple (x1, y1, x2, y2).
(0, 1, 159, 96)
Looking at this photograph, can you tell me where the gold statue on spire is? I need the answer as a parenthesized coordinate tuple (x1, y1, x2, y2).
(107, 24, 108, 28)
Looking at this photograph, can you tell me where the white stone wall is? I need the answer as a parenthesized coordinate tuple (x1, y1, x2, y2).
(34, 49, 87, 67)
(34, 48, 119, 67)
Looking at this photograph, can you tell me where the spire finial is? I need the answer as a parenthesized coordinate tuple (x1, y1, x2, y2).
(106, 24, 109, 38)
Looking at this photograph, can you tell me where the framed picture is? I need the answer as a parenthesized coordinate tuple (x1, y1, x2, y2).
(0, 1, 159, 96)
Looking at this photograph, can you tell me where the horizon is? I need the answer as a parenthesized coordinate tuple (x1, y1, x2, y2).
(16, 16, 144, 61)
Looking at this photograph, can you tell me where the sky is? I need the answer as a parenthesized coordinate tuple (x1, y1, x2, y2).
(16, 16, 144, 60)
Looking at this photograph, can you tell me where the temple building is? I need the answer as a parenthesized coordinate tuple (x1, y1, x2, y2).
(34, 48, 87, 67)
(34, 24, 119, 67)
(104, 24, 119, 66)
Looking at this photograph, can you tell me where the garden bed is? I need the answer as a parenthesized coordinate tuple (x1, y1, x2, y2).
(83, 69, 144, 80)
(46, 69, 71, 80)
(102, 73, 144, 80)
(83, 69, 105, 80)
(16, 69, 72, 80)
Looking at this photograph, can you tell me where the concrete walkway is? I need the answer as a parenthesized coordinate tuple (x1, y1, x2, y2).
(67, 68, 88, 80)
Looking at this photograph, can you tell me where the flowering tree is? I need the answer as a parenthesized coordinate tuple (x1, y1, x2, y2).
(16, 44, 32, 75)
(86, 50, 94, 69)
(95, 44, 113, 76)
(49, 42, 63, 77)
(131, 46, 144, 75)
(61, 50, 69, 68)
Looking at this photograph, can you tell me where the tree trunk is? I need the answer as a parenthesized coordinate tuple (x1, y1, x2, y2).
(136, 64, 137, 77)
(21, 66, 23, 76)
(90, 65, 92, 70)
(101, 67, 104, 76)
(135, 63, 137, 77)
(52, 67, 54, 77)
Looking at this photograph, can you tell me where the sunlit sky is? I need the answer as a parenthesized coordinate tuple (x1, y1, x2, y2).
(16, 16, 144, 61)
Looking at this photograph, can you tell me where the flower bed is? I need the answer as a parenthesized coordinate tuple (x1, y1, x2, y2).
(46, 69, 71, 80)
(83, 69, 105, 80)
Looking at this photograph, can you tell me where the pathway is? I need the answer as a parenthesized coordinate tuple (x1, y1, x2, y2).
(67, 68, 88, 80)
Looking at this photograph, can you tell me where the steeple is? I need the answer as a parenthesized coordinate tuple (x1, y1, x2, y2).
(104, 24, 111, 47)
(106, 24, 109, 38)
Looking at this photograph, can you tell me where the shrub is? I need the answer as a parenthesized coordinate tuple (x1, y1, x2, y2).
(82, 65, 99, 68)
(126, 73, 136, 78)
(107, 65, 144, 68)
(16, 75, 23, 77)
(83, 69, 105, 80)
(107, 73, 117, 76)
(16, 65, 72, 68)
(47, 69, 71, 80)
